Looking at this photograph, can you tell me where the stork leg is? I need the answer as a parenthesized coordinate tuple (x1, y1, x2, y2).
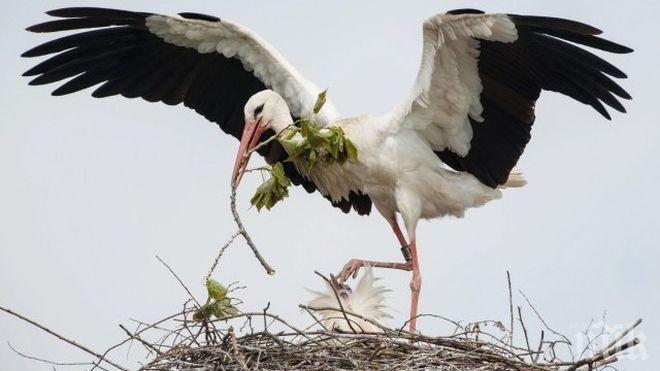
(334, 214, 421, 333)
(407, 237, 421, 333)
(397, 199, 421, 334)
(336, 217, 412, 282)
(337, 259, 412, 282)
(389, 217, 409, 250)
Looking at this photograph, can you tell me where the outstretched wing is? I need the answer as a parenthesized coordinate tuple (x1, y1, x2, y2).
(392, 9, 632, 188)
(22, 7, 371, 215)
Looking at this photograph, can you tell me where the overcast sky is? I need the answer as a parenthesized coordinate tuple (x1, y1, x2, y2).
(1, 1, 658, 370)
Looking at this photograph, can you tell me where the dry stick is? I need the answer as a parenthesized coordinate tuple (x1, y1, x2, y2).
(206, 230, 242, 282)
(206, 312, 313, 341)
(0, 305, 130, 371)
(313, 271, 358, 334)
(517, 306, 533, 362)
(227, 123, 300, 276)
(400, 313, 463, 334)
(533, 330, 545, 364)
(7, 342, 111, 371)
(602, 318, 642, 351)
(119, 324, 164, 356)
(519, 290, 572, 347)
(507, 271, 515, 346)
(562, 318, 642, 370)
(92, 309, 189, 371)
(262, 302, 271, 331)
(300, 305, 331, 332)
(230, 186, 275, 275)
(567, 338, 640, 371)
(156, 255, 201, 307)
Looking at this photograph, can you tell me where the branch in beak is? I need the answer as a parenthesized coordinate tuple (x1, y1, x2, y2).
(231, 118, 266, 188)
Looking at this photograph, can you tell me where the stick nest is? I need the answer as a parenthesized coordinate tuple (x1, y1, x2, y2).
(1, 275, 643, 371)
(138, 299, 640, 371)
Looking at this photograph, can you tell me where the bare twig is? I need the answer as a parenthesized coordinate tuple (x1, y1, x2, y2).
(567, 338, 640, 371)
(519, 290, 572, 347)
(0, 305, 129, 371)
(8, 342, 110, 371)
(313, 271, 358, 334)
(156, 255, 200, 307)
(518, 306, 533, 362)
(205, 230, 242, 282)
(245, 124, 295, 158)
(119, 324, 164, 356)
(603, 318, 642, 351)
(230, 186, 275, 275)
(507, 271, 514, 346)
(262, 302, 270, 331)
(533, 330, 545, 364)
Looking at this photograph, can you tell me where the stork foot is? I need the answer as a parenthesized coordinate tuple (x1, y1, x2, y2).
(337, 259, 364, 282)
(336, 258, 412, 283)
(329, 273, 352, 294)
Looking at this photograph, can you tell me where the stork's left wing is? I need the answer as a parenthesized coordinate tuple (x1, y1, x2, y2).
(393, 9, 632, 188)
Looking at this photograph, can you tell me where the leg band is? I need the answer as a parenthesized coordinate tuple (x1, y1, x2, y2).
(401, 245, 412, 262)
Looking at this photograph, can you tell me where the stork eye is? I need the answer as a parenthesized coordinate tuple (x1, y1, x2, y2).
(254, 104, 264, 118)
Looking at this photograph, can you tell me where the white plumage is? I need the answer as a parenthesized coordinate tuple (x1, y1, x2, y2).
(308, 268, 391, 333)
(145, 14, 340, 125)
(23, 7, 632, 333)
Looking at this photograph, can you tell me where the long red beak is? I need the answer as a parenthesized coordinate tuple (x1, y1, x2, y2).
(231, 118, 266, 188)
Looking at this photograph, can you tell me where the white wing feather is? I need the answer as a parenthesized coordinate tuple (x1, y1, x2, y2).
(390, 12, 518, 156)
(145, 15, 340, 125)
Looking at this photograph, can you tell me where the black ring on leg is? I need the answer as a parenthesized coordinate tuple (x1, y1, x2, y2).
(401, 244, 412, 262)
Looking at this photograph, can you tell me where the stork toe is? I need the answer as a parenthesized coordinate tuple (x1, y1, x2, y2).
(337, 259, 362, 282)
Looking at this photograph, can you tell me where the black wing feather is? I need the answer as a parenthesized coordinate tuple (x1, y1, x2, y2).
(437, 10, 632, 188)
(23, 7, 371, 215)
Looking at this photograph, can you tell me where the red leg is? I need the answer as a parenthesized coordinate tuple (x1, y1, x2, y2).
(408, 238, 422, 333)
(337, 259, 412, 282)
(336, 216, 411, 282)
(389, 218, 408, 248)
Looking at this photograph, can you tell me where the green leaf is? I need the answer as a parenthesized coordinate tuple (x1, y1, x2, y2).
(213, 298, 239, 317)
(345, 140, 358, 162)
(280, 139, 300, 157)
(206, 279, 227, 301)
(307, 149, 317, 169)
(193, 299, 239, 322)
(245, 92, 360, 213)
(300, 119, 314, 137)
(280, 127, 297, 140)
(250, 164, 291, 211)
(271, 163, 291, 187)
(193, 304, 213, 322)
(313, 90, 327, 114)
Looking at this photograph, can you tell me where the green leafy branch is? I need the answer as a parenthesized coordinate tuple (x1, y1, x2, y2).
(250, 91, 358, 211)
(249, 163, 291, 212)
(193, 279, 239, 322)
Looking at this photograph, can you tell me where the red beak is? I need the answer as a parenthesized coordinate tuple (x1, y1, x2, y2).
(231, 118, 266, 188)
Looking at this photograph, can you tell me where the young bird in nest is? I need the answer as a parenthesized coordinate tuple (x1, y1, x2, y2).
(308, 267, 391, 332)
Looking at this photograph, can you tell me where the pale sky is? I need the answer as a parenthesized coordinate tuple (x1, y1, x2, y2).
(1, 1, 658, 370)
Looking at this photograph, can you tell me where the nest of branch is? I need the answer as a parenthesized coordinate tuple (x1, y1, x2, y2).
(141, 310, 638, 371)
(137, 299, 640, 371)
(1, 277, 642, 371)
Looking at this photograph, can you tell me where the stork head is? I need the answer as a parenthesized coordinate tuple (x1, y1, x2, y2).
(232, 90, 293, 187)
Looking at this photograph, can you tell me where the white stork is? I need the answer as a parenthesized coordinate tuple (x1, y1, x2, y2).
(23, 7, 631, 332)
